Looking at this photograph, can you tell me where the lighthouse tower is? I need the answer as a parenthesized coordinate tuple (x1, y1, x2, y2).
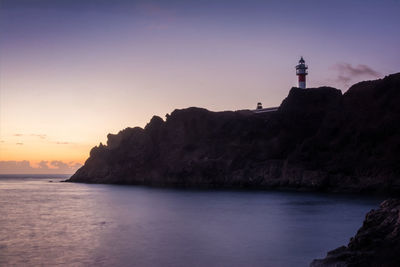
(296, 57, 308, 89)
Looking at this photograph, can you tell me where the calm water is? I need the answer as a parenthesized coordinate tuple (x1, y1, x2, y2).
(0, 176, 382, 267)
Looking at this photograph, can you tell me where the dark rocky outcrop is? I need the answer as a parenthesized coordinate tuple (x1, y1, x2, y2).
(67, 73, 400, 194)
(310, 199, 400, 267)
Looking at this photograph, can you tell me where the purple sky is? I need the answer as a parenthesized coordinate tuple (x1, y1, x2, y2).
(1, 0, 399, 173)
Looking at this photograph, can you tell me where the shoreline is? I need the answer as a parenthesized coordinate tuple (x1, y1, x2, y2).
(64, 178, 398, 198)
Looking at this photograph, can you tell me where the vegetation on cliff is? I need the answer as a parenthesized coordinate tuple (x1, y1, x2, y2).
(68, 73, 400, 194)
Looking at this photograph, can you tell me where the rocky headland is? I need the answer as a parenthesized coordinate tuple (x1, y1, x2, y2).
(68, 73, 400, 194)
(68, 73, 400, 266)
(311, 199, 400, 267)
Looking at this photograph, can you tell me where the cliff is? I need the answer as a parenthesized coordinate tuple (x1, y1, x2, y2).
(310, 199, 400, 267)
(68, 73, 400, 193)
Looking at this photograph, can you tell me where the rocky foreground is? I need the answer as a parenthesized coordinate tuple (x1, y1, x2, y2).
(68, 73, 400, 194)
(310, 199, 400, 267)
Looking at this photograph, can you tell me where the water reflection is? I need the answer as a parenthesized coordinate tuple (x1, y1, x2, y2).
(0, 178, 381, 267)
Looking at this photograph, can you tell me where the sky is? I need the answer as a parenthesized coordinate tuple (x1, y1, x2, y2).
(1, 0, 399, 174)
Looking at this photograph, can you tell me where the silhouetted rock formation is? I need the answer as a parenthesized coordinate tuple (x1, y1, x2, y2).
(68, 73, 400, 193)
(310, 199, 400, 267)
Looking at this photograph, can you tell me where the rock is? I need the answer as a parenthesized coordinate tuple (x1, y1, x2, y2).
(67, 73, 400, 193)
(310, 199, 400, 267)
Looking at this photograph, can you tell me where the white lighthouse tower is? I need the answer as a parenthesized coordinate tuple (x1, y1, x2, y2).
(296, 57, 308, 89)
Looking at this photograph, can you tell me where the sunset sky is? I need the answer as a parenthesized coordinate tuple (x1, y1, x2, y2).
(1, 0, 399, 174)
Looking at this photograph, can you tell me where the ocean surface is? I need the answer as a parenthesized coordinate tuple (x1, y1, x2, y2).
(0, 175, 382, 267)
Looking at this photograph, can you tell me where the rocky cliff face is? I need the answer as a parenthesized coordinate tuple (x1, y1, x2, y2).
(310, 199, 400, 267)
(68, 73, 400, 193)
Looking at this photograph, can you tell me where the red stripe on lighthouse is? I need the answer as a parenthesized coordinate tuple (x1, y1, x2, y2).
(298, 75, 306, 82)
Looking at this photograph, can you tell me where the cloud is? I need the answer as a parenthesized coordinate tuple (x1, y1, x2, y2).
(332, 63, 382, 88)
(16, 142, 24, 145)
(9, 133, 71, 145)
(30, 134, 47, 139)
(13, 133, 47, 141)
(38, 161, 49, 169)
(0, 160, 83, 174)
(0, 160, 32, 172)
(55, 141, 70, 145)
(68, 161, 83, 168)
(50, 160, 69, 169)
(335, 63, 381, 77)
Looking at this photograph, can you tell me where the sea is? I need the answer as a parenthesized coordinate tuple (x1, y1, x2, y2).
(0, 175, 382, 267)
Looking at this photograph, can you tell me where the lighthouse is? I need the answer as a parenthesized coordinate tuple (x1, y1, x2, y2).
(296, 57, 308, 89)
